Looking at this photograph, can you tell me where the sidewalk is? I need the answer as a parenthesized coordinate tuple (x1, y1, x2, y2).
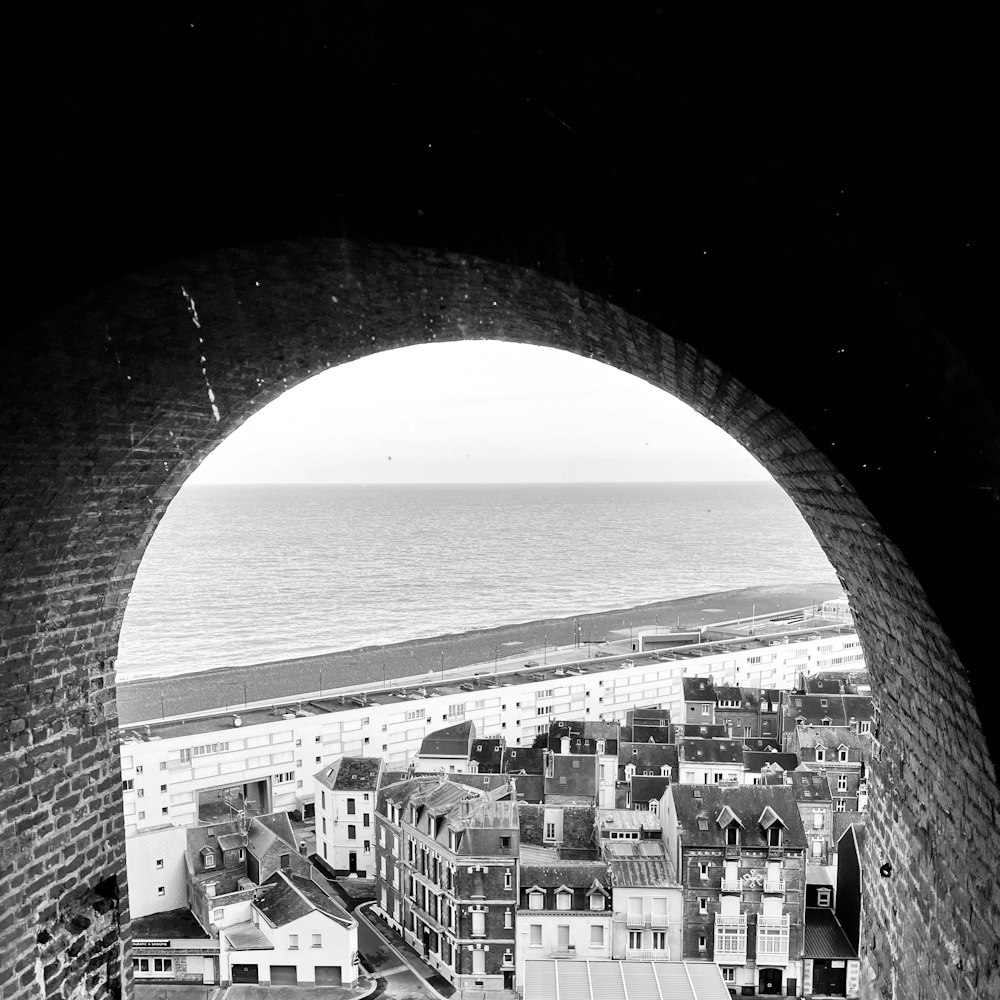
(354, 902, 457, 999)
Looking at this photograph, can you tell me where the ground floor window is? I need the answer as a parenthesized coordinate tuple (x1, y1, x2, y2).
(133, 958, 173, 974)
(721, 967, 736, 982)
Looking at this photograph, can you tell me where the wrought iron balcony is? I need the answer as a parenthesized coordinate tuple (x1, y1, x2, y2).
(720, 879, 742, 893)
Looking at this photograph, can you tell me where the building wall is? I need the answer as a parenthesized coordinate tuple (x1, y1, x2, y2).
(314, 786, 375, 875)
(609, 884, 683, 961)
(124, 825, 188, 918)
(516, 908, 612, 982)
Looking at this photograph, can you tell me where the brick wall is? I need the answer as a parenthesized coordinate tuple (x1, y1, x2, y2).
(1, 232, 998, 999)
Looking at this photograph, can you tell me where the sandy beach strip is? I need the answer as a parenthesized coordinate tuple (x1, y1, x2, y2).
(115, 581, 842, 725)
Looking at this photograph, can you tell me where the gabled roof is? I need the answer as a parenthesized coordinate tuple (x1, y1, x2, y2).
(247, 813, 298, 860)
(619, 742, 678, 773)
(630, 776, 672, 804)
(769, 770, 833, 800)
(804, 907, 858, 959)
(743, 751, 799, 774)
(679, 724, 729, 739)
(419, 720, 475, 758)
(715, 805, 743, 829)
(470, 737, 505, 772)
(795, 727, 862, 751)
(783, 693, 872, 728)
(314, 756, 382, 791)
(502, 746, 546, 775)
(255, 870, 354, 929)
(670, 785, 807, 849)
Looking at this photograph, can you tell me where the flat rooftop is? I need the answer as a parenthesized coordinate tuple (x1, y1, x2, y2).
(120, 612, 859, 743)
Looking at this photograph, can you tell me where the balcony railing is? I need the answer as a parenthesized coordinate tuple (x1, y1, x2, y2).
(767, 846, 784, 860)
(713, 913, 748, 965)
(626, 911, 646, 928)
(626, 948, 669, 962)
(724, 845, 741, 860)
(756, 914, 790, 965)
(720, 879, 742, 893)
(649, 913, 669, 928)
(762, 880, 785, 893)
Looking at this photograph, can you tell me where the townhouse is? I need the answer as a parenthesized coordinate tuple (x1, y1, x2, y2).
(663, 784, 808, 997)
(763, 770, 835, 865)
(791, 728, 866, 813)
(313, 756, 382, 876)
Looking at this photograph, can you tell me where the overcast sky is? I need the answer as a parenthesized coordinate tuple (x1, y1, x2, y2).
(190, 341, 770, 484)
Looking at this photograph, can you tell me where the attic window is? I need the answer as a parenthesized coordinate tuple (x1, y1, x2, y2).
(556, 889, 572, 910)
(528, 890, 544, 910)
(477, 745, 482, 751)
(572, 760, 580, 769)
(203, 851, 216, 869)
(697, 818, 709, 831)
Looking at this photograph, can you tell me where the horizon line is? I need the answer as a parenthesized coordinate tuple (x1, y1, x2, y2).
(186, 478, 777, 487)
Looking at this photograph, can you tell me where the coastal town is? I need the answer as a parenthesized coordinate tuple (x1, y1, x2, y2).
(123, 599, 871, 999)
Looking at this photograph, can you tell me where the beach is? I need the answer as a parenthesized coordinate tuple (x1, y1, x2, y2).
(114, 582, 842, 725)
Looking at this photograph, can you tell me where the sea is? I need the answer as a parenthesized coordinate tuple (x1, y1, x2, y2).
(115, 482, 839, 681)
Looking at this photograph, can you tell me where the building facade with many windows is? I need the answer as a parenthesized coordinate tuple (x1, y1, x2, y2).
(313, 756, 382, 876)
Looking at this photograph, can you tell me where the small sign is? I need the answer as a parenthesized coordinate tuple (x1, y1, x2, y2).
(134, 940, 171, 948)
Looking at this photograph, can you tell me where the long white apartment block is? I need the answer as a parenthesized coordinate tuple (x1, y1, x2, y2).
(119, 606, 862, 838)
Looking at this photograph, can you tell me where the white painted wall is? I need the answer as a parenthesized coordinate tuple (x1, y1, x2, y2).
(124, 825, 189, 917)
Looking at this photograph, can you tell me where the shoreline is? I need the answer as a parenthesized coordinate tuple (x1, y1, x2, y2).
(115, 581, 842, 725)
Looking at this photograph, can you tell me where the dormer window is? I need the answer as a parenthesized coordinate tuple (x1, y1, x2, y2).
(816, 747, 826, 762)
(528, 889, 544, 910)
(649, 799, 659, 815)
(726, 826, 740, 846)
(203, 851, 216, 869)
(796, 716, 806, 726)
(768, 826, 782, 847)
(589, 891, 605, 910)
(838, 747, 849, 762)
(556, 888, 573, 910)
(596, 740, 606, 754)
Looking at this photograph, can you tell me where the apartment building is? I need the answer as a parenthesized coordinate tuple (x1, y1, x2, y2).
(374, 776, 520, 992)
(605, 848, 683, 962)
(763, 770, 835, 865)
(117, 615, 862, 842)
(547, 719, 619, 808)
(663, 784, 808, 997)
(791, 728, 866, 813)
(677, 738, 745, 785)
(313, 756, 382, 876)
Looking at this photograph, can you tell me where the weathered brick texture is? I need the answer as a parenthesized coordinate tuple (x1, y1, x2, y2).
(1, 239, 999, 997)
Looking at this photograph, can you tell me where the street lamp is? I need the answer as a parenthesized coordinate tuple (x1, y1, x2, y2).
(543, 633, 547, 664)
(441, 652, 445, 681)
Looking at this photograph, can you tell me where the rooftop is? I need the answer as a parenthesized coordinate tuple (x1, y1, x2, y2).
(670, 785, 807, 849)
(679, 738, 744, 764)
(256, 871, 354, 928)
(804, 907, 858, 959)
(130, 908, 209, 941)
(607, 855, 677, 887)
(521, 860, 610, 891)
(600, 809, 662, 833)
(523, 960, 731, 1000)
(314, 756, 382, 791)
(419, 720, 475, 758)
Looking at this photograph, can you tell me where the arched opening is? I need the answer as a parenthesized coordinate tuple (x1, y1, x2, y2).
(2, 240, 998, 999)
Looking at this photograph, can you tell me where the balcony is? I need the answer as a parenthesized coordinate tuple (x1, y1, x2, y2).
(626, 948, 669, 962)
(762, 880, 785, 893)
(649, 913, 670, 929)
(713, 914, 747, 965)
(626, 911, 646, 928)
(724, 845, 741, 860)
(756, 914, 790, 965)
(767, 846, 784, 861)
(720, 879, 742, 893)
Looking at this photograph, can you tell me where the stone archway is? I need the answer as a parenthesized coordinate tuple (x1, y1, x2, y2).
(1, 238, 998, 999)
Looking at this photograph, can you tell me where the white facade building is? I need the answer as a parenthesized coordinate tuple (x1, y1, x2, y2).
(124, 824, 189, 918)
(313, 756, 382, 876)
(119, 615, 863, 841)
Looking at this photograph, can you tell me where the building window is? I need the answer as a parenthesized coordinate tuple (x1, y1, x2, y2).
(530, 925, 542, 947)
(838, 774, 848, 792)
(698, 935, 707, 952)
(504, 909, 512, 929)
(472, 910, 486, 937)
(529, 891, 544, 910)
(504, 871, 512, 890)
(816, 747, 826, 762)
(364, 840, 371, 852)
(591, 925, 604, 947)
(122, 779, 133, 791)
(721, 968, 736, 983)
(839, 748, 849, 762)
(312, 934, 322, 948)
(204, 852, 215, 869)
(817, 888, 832, 907)
(699, 862, 709, 880)
(157, 886, 165, 897)
(768, 827, 782, 847)
(289, 934, 299, 949)
(698, 897, 708, 914)
(725, 826, 740, 846)
(159, 784, 167, 793)
(836, 799, 847, 812)
(138, 811, 145, 820)
(213, 908, 224, 921)
(628, 930, 643, 949)
(155, 859, 163, 870)
(652, 931, 666, 950)
(364, 814, 370, 827)
(589, 893, 605, 910)
(348, 825, 356, 840)
(701, 705, 710, 715)
(137, 789, 144, 798)
(813, 811, 824, 829)
(347, 798, 356, 815)
(161, 807, 168, 815)
(860, 721, 871, 734)
(556, 890, 572, 910)
(321, 791, 326, 809)
(545, 823, 556, 841)
(322, 818, 327, 834)
(500, 836, 510, 849)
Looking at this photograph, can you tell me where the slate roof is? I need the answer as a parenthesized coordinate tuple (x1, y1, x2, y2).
(450, 799, 519, 831)
(833, 812, 866, 847)
(419, 720, 475, 757)
(186, 820, 243, 867)
(784, 693, 872, 728)
(621, 724, 674, 744)
(131, 908, 209, 940)
(548, 719, 619, 754)
(502, 746, 546, 775)
(670, 785, 807, 849)
(803, 907, 858, 959)
(679, 724, 728, 739)
(682, 677, 716, 701)
(314, 756, 382, 791)
(619, 742, 678, 774)
(679, 737, 744, 764)
(803, 672, 868, 695)
(630, 776, 672, 805)
(795, 727, 862, 751)
(608, 856, 677, 887)
(469, 737, 505, 773)
(508, 773, 545, 803)
(520, 859, 610, 890)
(523, 960, 732, 1000)
(247, 813, 298, 860)
(777, 770, 833, 800)
(255, 871, 353, 928)
(600, 809, 662, 832)
(740, 738, 784, 753)
(742, 751, 799, 774)
(544, 754, 597, 800)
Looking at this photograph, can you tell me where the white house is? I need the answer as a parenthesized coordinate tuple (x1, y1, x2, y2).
(220, 870, 358, 987)
(124, 824, 189, 918)
(605, 846, 684, 962)
(313, 756, 382, 876)
(516, 852, 613, 984)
